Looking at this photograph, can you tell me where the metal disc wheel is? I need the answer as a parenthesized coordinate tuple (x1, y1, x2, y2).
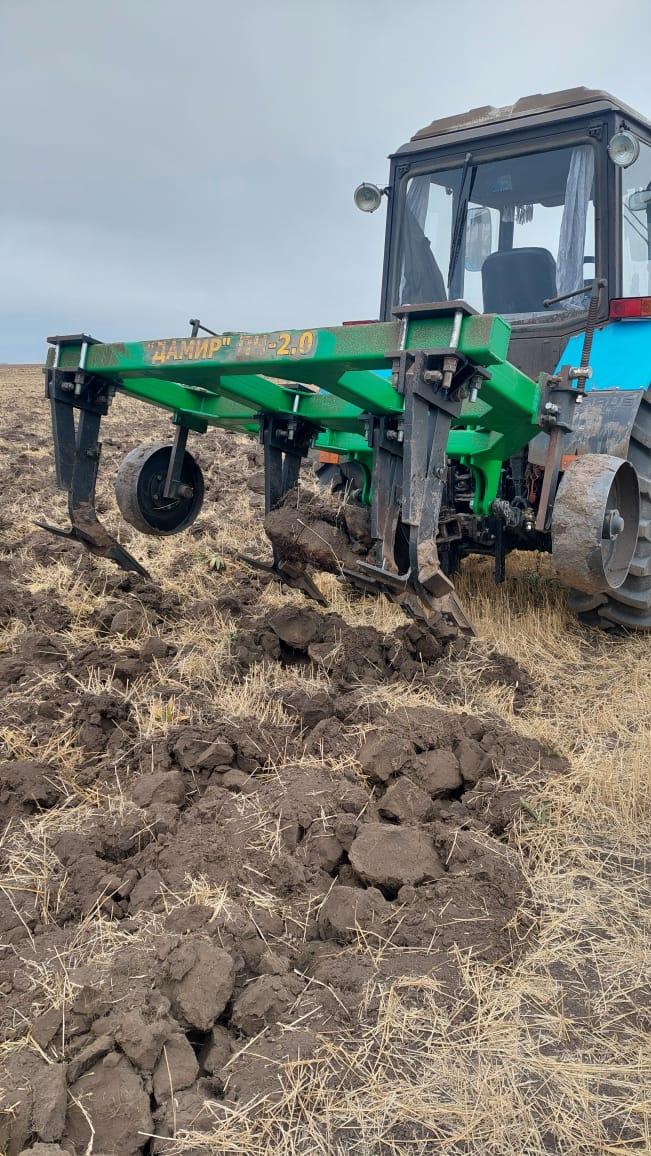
(314, 459, 369, 501)
(568, 388, 651, 630)
(552, 454, 639, 595)
(115, 441, 204, 535)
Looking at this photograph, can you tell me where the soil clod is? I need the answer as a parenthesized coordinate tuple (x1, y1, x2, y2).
(349, 822, 445, 892)
(0, 371, 577, 1153)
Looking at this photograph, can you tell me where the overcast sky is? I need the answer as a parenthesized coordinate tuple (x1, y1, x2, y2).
(1, 0, 649, 362)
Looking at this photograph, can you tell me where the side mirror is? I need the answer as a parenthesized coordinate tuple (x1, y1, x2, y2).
(465, 206, 492, 272)
(628, 188, 651, 212)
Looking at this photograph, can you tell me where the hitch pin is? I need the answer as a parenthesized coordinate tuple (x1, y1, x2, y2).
(449, 310, 463, 351)
(441, 310, 463, 391)
(74, 341, 89, 397)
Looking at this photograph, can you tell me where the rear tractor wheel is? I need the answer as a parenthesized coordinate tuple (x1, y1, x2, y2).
(570, 392, 651, 629)
(115, 441, 204, 535)
(552, 428, 651, 628)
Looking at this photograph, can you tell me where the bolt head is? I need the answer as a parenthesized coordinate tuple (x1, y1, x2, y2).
(603, 509, 625, 539)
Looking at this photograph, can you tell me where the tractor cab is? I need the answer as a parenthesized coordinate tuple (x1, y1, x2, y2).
(361, 88, 651, 381)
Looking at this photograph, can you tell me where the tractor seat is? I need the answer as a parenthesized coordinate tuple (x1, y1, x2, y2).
(482, 247, 557, 314)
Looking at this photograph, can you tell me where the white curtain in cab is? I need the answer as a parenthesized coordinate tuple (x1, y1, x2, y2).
(556, 145, 595, 303)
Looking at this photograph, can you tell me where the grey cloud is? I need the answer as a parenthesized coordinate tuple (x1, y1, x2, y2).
(1, 0, 649, 361)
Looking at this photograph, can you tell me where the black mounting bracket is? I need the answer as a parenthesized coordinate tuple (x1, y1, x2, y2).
(535, 366, 588, 533)
(37, 345, 150, 577)
(163, 424, 190, 500)
(259, 414, 315, 516)
(356, 344, 476, 634)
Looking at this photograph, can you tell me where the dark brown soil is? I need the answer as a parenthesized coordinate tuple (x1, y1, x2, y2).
(0, 369, 563, 1154)
(264, 488, 369, 573)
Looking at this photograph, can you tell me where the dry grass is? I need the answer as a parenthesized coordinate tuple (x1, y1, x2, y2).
(1, 368, 649, 1153)
(155, 556, 650, 1155)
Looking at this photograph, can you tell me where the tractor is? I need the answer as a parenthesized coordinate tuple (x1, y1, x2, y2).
(41, 87, 651, 633)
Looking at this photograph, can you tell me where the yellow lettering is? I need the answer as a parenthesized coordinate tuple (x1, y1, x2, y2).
(196, 340, 209, 359)
(298, 330, 314, 355)
(152, 341, 166, 364)
(208, 337, 222, 358)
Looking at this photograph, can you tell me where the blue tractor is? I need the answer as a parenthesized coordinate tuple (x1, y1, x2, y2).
(346, 88, 651, 629)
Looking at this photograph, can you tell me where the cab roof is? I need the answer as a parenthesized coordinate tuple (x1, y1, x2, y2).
(397, 88, 650, 154)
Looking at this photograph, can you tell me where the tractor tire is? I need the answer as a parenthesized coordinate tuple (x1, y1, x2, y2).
(568, 387, 651, 630)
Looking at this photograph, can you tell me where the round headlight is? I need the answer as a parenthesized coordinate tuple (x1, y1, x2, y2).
(607, 130, 640, 168)
(354, 182, 383, 213)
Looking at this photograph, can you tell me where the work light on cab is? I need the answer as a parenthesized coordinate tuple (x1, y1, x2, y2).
(607, 129, 640, 167)
(354, 183, 383, 212)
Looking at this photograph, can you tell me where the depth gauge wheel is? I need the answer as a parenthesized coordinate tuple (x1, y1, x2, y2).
(115, 441, 204, 535)
(566, 389, 651, 630)
(314, 458, 369, 501)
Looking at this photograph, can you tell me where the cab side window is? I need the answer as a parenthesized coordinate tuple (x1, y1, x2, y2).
(622, 140, 651, 297)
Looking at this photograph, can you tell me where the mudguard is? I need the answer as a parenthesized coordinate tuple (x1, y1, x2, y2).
(528, 388, 645, 466)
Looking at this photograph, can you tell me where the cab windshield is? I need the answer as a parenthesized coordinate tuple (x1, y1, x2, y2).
(395, 143, 596, 318)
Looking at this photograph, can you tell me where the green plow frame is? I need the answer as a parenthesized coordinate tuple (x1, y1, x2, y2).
(51, 307, 542, 518)
(44, 305, 546, 629)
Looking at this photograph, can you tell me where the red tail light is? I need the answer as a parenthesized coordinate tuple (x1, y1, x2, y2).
(609, 297, 651, 319)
